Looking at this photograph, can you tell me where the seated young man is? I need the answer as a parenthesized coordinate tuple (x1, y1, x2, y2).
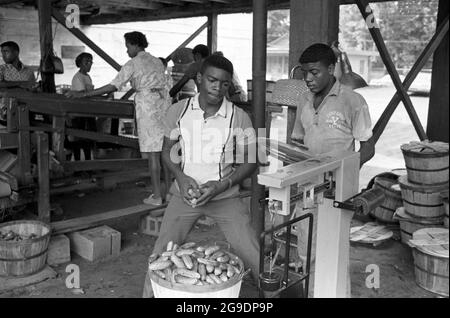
(143, 55, 260, 297)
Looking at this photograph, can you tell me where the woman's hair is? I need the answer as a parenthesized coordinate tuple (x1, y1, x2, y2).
(75, 52, 93, 68)
(192, 44, 210, 58)
(200, 55, 233, 77)
(299, 43, 337, 67)
(124, 31, 148, 49)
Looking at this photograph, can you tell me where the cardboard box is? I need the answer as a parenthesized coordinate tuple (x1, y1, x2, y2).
(68, 226, 121, 262)
(140, 214, 163, 237)
(47, 234, 71, 266)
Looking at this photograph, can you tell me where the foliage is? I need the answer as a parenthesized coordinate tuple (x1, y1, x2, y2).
(267, 1, 440, 70)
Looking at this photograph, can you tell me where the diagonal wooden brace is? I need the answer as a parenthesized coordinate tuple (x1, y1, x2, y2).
(371, 16, 449, 144)
(356, 0, 427, 141)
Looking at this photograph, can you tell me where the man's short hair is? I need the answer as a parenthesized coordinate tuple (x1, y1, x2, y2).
(124, 31, 148, 49)
(0, 41, 20, 53)
(75, 52, 93, 68)
(200, 55, 233, 77)
(192, 44, 210, 59)
(299, 43, 337, 67)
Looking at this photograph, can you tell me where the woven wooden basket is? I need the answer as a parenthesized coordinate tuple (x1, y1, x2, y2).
(271, 65, 309, 107)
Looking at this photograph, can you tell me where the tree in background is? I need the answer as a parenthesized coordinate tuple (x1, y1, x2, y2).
(268, 10, 290, 43)
(268, 1, 439, 71)
(339, 0, 438, 71)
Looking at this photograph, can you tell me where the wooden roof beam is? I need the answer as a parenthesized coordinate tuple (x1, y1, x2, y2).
(93, 0, 164, 10)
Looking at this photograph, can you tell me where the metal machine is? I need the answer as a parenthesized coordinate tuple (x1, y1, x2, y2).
(258, 151, 362, 298)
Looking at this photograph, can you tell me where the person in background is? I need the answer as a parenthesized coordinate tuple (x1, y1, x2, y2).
(66, 31, 168, 206)
(158, 57, 174, 202)
(212, 51, 247, 103)
(169, 44, 209, 98)
(0, 41, 35, 89)
(67, 52, 96, 161)
(0, 41, 36, 125)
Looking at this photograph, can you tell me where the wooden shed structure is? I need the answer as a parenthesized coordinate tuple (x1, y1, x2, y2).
(0, 0, 448, 238)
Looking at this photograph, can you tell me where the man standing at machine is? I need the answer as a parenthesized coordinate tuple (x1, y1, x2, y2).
(290, 43, 374, 278)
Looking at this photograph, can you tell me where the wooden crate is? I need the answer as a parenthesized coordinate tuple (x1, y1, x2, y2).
(47, 234, 71, 266)
(140, 214, 163, 237)
(68, 226, 121, 262)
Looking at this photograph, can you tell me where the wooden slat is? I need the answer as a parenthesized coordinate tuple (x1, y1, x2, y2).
(63, 158, 148, 172)
(96, 0, 164, 10)
(65, 127, 139, 149)
(35, 131, 50, 223)
(2, 91, 135, 118)
(81, 0, 291, 24)
(51, 204, 166, 235)
(0, 131, 18, 149)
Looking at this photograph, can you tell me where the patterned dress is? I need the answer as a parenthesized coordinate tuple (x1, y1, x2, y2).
(110, 51, 166, 152)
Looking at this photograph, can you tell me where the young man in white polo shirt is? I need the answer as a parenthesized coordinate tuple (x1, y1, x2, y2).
(143, 55, 259, 297)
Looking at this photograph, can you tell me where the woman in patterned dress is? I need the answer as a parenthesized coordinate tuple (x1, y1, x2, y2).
(66, 32, 168, 206)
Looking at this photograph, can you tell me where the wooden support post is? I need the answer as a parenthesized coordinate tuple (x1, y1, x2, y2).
(6, 97, 19, 133)
(207, 13, 218, 54)
(287, 0, 339, 143)
(356, 0, 427, 141)
(17, 103, 32, 185)
(35, 132, 50, 223)
(37, 0, 56, 93)
(314, 153, 360, 298)
(52, 116, 66, 163)
(371, 16, 449, 145)
(250, 0, 267, 237)
(428, 0, 449, 142)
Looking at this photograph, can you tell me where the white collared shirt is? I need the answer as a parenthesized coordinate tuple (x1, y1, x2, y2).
(164, 94, 256, 199)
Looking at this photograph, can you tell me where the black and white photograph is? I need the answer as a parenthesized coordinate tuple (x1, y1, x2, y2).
(0, 0, 448, 303)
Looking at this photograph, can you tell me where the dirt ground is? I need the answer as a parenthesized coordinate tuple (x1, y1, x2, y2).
(0, 179, 442, 299)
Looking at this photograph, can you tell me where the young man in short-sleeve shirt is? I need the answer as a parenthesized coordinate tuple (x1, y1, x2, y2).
(291, 43, 374, 165)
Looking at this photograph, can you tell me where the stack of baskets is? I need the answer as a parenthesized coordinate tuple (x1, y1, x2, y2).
(369, 174, 403, 225)
(395, 141, 449, 244)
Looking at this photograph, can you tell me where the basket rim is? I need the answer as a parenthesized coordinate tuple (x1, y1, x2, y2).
(149, 251, 245, 293)
(0, 220, 52, 245)
(398, 176, 449, 192)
